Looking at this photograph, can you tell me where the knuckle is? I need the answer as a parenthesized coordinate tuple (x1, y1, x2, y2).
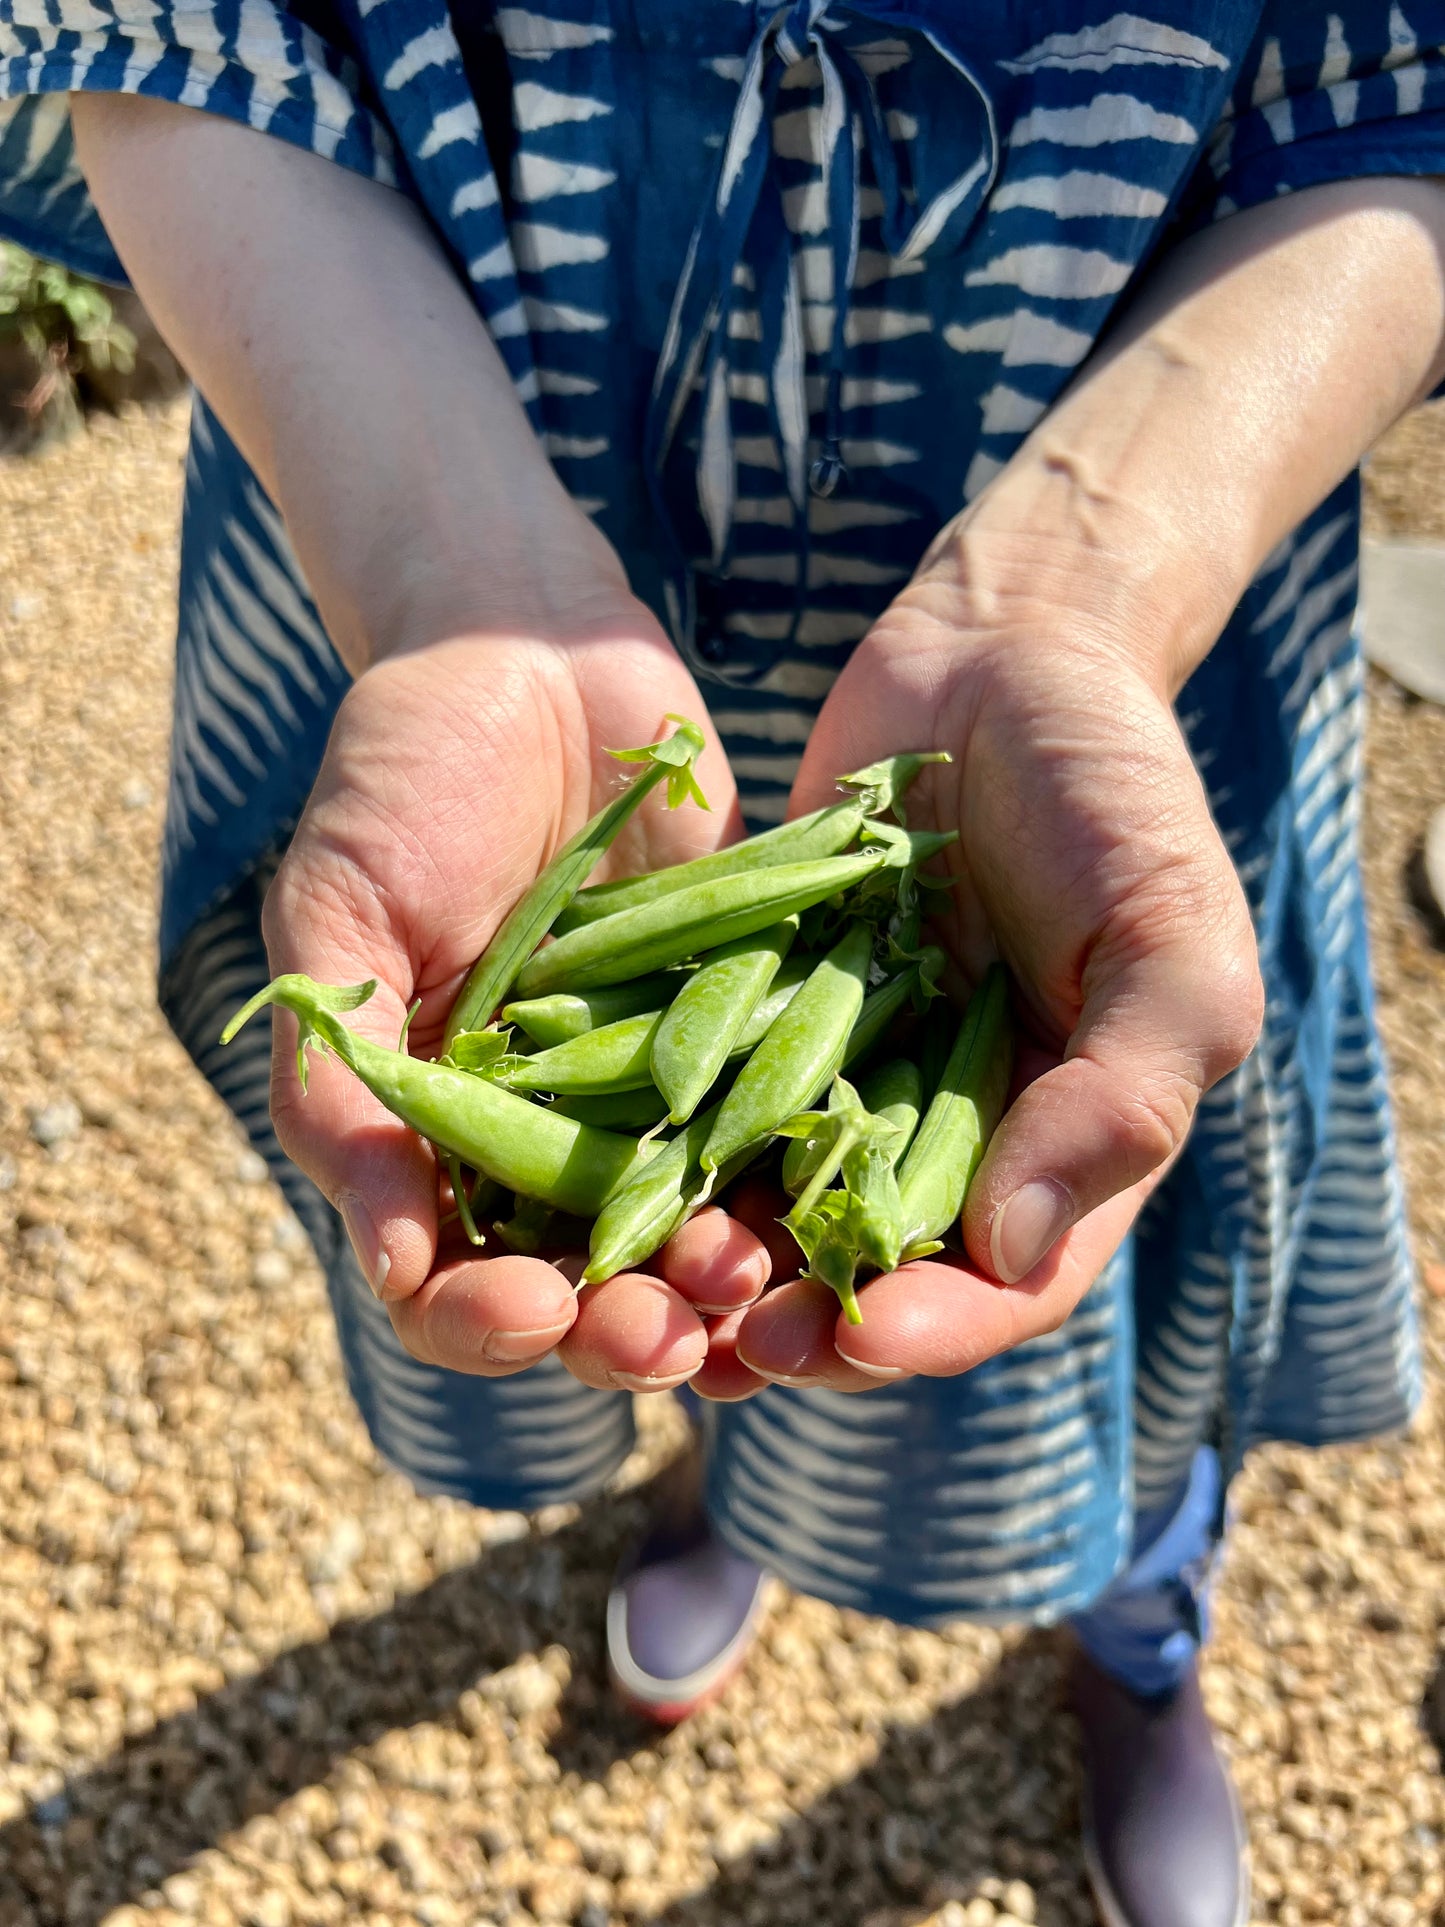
(1108, 1066, 1198, 1180)
(1200, 951, 1265, 1080)
(1033, 1298, 1072, 1339)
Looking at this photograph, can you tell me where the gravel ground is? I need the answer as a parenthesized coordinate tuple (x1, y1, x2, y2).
(0, 398, 1442, 1927)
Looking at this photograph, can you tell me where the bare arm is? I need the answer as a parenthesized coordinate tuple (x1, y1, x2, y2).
(70, 92, 625, 670)
(69, 94, 756, 1391)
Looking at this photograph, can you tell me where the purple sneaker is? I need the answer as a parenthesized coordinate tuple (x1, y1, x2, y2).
(1072, 1645, 1250, 1927)
(606, 1443, 773, 1724)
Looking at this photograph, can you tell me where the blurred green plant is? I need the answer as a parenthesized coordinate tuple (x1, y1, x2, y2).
(0, 242, 137, 443)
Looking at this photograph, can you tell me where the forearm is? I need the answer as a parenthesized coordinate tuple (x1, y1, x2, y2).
(70, 94, 623, 671)
(949, 176, 1445, 691)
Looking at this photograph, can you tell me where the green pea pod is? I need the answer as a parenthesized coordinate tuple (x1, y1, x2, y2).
(222, 975, 655, 1217)
(860, 1056, 924, 1154)
(552, 749, 950, 933)
(730, 954, 811, 1048)
(487, 1009, 665, 1095)
(651, 918, 798, 1124)
(552, 1087, 671, 1130)
(702, 920, 874, 1174)
(501, 971, 688, 1048)
(539, 955, 816, 1094)
(895, 964, 1014, 1261)
(442, 717, 707, 1047)
(583, 1101, 761, 1283)
(583, 1105, 716, 1284)
(513, 850, 884, 999)
(552, 804, 863, 935)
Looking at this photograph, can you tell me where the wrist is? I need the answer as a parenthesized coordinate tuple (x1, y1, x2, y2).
(309, 465, 635, 672)
(914, 436, 1250, 701)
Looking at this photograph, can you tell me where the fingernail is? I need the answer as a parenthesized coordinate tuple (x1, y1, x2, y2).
(835, 1354, 906, 1380)
(339, 1191, 391, 1298)
(991, 1178, 1073, 1284)
(764, 1372, 824, 1389)
(612, 1369, 697, 1393)
(482, 1323, 573, 1364)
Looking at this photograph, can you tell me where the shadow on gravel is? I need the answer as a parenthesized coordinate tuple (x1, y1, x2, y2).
(639, 1634, 1084, 1927)
(0, 1477, 660, 1927)
(1, 1471, 1084, 1927)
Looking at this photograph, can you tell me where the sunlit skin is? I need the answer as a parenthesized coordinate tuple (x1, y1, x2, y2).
(71, 95, 1445, 1394)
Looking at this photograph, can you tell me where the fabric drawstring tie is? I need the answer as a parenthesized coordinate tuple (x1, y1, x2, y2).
(646, 0, 999, 681)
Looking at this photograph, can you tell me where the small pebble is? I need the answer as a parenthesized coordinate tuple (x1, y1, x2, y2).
(9, 591, 41, 619)
(28, 1097, 82, 1148)
(251, 1250, 292, 1291)
(233, 1148, 270, 1184)
(1361, 538, 1445, 705)
(307, 1515, 366, 1585)
(120, 777, 154, 809)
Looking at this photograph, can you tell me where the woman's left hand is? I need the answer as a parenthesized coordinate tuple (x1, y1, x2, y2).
(706, 172, 1445, 1397)
(710, 525, 1259, 1395)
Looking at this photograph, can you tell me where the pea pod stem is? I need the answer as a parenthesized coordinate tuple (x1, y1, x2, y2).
(442, 717, 706, 1047)
(782, 1055, 922, 1197)
(222, 975, 655, 1217)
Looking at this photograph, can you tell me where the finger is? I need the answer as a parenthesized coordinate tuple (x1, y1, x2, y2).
(261, 861, 438, 1301)
(966, 902, 1263, 1284)
(557, 1273, 708, 1393)
(835, 1179, 1149, 1380)
(691, 1307, 770, 1402)
(656, 1206, 771, 1314)
(733, 1277, 884, 1392)
(386, 1253, 579, 1375)
(720, 1176, 802, 1286)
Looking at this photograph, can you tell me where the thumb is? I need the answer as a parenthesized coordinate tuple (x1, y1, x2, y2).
(964, 916, 1264, 1284)
(260, 859, 439, 1302)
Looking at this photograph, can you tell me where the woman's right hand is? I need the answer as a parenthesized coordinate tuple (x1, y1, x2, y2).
(260, 594, 774, 1392)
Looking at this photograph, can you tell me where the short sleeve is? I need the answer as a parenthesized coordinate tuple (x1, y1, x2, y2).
(1192, 3, 1445, 222)
(0, 0, 397, 282)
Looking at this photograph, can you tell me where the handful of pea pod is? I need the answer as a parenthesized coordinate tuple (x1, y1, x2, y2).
(222, 719, 1015, 1322)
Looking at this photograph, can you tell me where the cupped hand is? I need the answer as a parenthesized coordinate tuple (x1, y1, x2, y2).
(721, 501, 1264, 1394)
(261, 594, 773, 1387)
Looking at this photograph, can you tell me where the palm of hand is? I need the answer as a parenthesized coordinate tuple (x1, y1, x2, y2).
(261, 609, 763, 1389)
(718, 584, 1260, 1396)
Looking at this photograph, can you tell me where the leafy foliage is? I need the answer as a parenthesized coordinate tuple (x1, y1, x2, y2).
(0, 243, 137, 443)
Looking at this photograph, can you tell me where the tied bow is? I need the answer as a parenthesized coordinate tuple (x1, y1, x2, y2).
(647, 0, 998, 670)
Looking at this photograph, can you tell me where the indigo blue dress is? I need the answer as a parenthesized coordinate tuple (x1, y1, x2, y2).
(0, 0, 1432, 1628)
